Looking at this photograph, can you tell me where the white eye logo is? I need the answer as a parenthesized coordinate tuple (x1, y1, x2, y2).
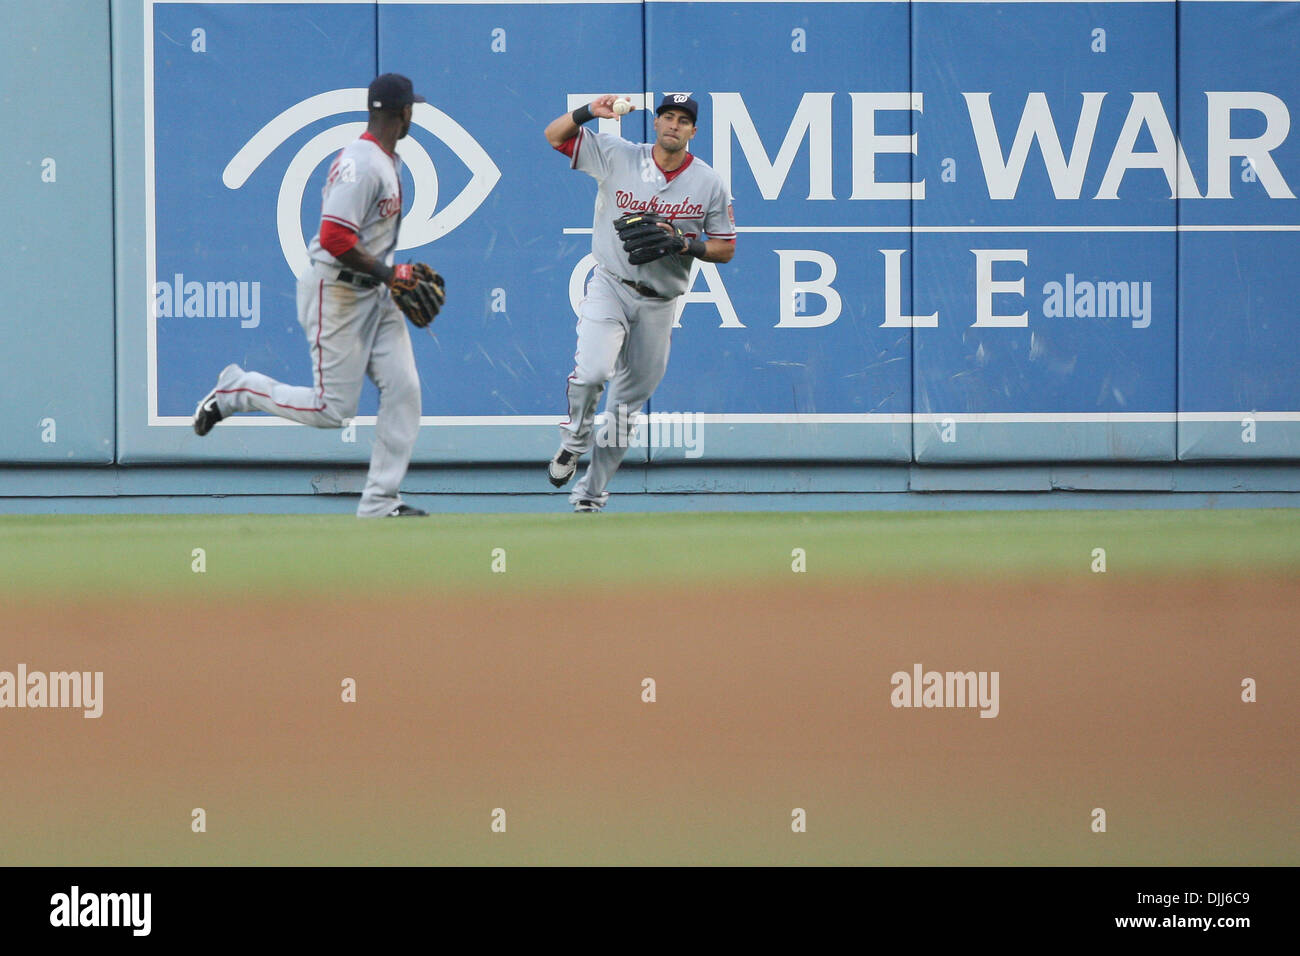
(222, 88, 500, 278)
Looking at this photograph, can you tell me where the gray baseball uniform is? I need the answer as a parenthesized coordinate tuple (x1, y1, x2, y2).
(208, 133, 422, 517)
(558, 126, 735, 507)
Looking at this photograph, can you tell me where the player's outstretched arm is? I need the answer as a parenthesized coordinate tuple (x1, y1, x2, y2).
(544, 94, 624, 148)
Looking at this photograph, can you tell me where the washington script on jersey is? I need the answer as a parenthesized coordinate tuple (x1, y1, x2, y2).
(614, 192, 705, 219)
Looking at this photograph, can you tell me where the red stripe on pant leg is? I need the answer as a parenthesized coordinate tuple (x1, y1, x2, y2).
(216, 387, 325, 413)
(316, 278, 326, 404)
(560, 306, 585, 427)
(560, 372, 577, 426)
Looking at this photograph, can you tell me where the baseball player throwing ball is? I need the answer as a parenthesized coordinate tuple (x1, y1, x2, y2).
(544, 93, 736, 512)
(193, 74, 444, 517)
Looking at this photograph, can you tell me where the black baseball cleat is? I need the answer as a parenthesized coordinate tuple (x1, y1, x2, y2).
(192, 388, 224, 436)
(384, 503, 428, 517)
(573, 499, 603, 513)
(547, 448, 579, 487)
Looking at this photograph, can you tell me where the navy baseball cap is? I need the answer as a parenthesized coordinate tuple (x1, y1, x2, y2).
(368, 73, 426, 111)
(656, 93, 699, 124)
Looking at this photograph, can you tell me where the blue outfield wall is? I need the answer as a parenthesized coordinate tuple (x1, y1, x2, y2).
(910, 0, 1178, 462)
(2, 1, 116, 465)
(1177, 2, 1300, 459)
(5, 462, 1300, 513)
(4, 1, 1300, 508)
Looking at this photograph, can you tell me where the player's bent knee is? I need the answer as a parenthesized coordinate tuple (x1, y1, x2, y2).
(315, 400, 356, 429)
(384, 372, 421, 412)
(573, 366, 616, 388)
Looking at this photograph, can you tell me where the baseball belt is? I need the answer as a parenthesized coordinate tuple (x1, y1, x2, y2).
(618, 276, 665, 299)
(335, 269, 381, 289)
(313, 260, 381, 289)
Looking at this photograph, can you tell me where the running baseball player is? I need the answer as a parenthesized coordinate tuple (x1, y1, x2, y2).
(544, 93, 736, 512)
(192, 74, 445, 517)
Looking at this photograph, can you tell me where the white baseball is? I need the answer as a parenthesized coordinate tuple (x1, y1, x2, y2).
(612, 98, 633, 116)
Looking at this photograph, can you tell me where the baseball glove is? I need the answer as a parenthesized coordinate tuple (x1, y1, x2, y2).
(389, 262, 445, 328)
(614, 211, 686, 265)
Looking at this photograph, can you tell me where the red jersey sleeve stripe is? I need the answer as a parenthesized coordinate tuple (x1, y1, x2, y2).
(554, 133, 578, 159)
(570, 128, 585, 167)
(321, 213, 362, 232)
(320, 220, 359, 256)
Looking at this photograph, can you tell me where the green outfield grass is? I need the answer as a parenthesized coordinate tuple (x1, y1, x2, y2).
(1, 509, 1297, 597)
